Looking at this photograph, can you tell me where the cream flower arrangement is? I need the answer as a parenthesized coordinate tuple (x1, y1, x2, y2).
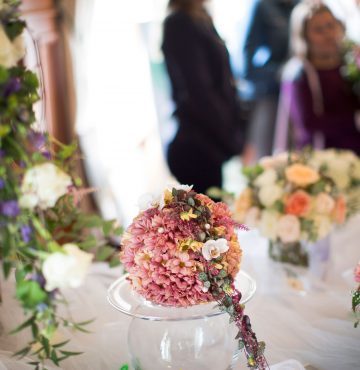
(235, 151, 352, 246)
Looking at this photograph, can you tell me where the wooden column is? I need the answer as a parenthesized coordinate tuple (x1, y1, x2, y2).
(20, 0, 76, 144)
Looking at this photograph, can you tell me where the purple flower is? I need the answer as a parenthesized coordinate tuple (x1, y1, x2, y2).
(0, 178, 5, 190)
(30, 273, 46, 288)
(3, 77, 21, 98)
(36, 303, 48, 313)
(20, 224, 32, 243)
(28, 130, 45, 149)
(0, 200, 20, 218)
(18, 160, 26, 168)
(41, 150, 51, 160)
(0, 150, 5, 159)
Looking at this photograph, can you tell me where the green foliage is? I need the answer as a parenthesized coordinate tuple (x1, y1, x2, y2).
(0, 2, 123, 367)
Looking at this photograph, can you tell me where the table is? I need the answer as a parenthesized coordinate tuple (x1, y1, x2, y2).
(1, 215, 360, 370)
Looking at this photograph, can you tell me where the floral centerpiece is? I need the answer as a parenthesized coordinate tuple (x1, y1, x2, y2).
(121, 185, 267, 369)
(234, 151, 352, 266)
(0, 1, 122, 368)
(352, 262, 360, 328)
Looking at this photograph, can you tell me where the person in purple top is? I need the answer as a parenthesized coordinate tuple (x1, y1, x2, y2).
(274, 1, 360, 155)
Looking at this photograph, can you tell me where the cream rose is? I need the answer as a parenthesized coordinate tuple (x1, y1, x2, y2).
(258, 184, 283, 207)
(0, 24, 25, 68)
(315, 193, 335, 214)
(312, 215, 333, 240)
(254, 168, 277, 187)
(201, 238, 229, 261)
(19, 163, 72, 210)
(285, 164, 320, 187)
(276, 215, 301, 243)
(42, 244, 93, 291)
(259, 210, 279, 241)
(234, 188, 253, 222)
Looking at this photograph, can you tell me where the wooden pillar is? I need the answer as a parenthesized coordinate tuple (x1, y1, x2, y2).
(20, 0, 75, 144)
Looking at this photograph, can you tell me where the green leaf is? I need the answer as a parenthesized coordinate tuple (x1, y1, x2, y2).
(198, 272, 208, 282)
(53, 339, 71, 348)
(95, 246, 115, 261)
(120, 365, 129, 370)
(103, 220, 115, 237)
(78, 235, 98, 250)
(109, 256, 121, 268)
(10, 316, 35, 335)
(3, 261, 12, 279)
(50, 349, 60, 366)
(0, 125, 11, 138)
(16, 280, 47, 309)
(12, 346, 31, 359)
(59, 350, 83, 357)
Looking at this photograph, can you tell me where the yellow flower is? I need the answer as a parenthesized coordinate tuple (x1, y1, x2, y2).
(223, 285, 234, 295)
(180, 208, 198, 221)
(285, 164, 320, 187)
(163, 189, 173, 205)
(178, 239, 203, 252)
(214, 226, 226, 236)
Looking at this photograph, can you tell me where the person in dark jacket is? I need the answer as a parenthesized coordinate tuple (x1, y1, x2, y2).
(274, 1, 360, 155)
(243, 0, 298, 159)
(162, 0, 246, 194)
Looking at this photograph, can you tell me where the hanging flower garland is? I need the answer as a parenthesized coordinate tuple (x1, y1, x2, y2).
(0, 1, 122, 367)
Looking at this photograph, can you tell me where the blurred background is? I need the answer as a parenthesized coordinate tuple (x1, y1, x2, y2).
(20, 0, 360, 224)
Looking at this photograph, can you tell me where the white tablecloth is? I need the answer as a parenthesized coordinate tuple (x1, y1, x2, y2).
(1, 215, 360, 370)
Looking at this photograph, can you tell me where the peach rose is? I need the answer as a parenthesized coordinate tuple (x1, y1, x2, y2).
(333, 195, 347, 224)
(285, 190, 312, 216)
(234, 188, 253, 222)
(276, 214, 301, 243)
(315, 193, 335, 214)
(285, 164, 320, 187)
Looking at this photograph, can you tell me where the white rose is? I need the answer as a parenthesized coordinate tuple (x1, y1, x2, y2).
(201, 238, 229, 261)
(42, 244, 93, 291)
(314, 193, 335, 214)
(312, 215, 333, 240)
(19, 163, 72, 210)
(258, 184, 283, 207)
(277, 215, 301, 243)
(0, 24, 25, 68)
(244, 207, 261, 228)
(254, 168, 277, 187)
(259, 210, 279, 241)
(326, 158, 351, 190)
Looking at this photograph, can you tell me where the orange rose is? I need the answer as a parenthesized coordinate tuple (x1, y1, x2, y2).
(285, 164, 320, 187)
(285, 190, 312, 216)
(333, 195, 347, 224)
(234, 188, 253, 222)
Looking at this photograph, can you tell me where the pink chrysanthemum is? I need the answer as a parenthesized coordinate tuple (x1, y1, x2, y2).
(120, 188, 243, 307)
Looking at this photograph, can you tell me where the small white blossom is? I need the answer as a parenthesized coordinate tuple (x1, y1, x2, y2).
(201, 238, 229, 261)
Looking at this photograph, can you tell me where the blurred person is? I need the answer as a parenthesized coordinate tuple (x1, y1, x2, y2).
(162, 0, 247, 194)
(274, 1, 360, 155)
(242, 0, 299, 160)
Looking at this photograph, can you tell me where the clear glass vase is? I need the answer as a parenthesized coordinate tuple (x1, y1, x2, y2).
(268, 237, 331, 292)
(107, 271, 256, 370)
(269, 240, 309, 267)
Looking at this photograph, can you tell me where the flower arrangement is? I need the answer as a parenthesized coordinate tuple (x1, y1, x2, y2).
(121, 185, 267, 369)
(1, 1, 122, 367)
(234, 151, 352, 265)
(352, 262, 360, 328)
